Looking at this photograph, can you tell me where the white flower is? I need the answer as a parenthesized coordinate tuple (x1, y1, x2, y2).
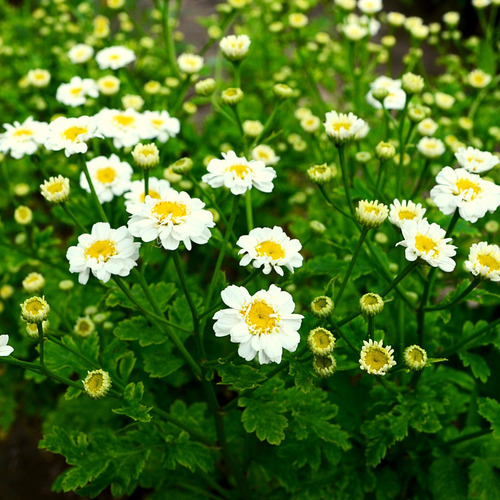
(324, 111, 366, 143)
(80, 154, 133, 203)
(342, 23, 368, 40)
(417, 137, 445, 158)
(97, 75, 121, 95)
(177, 53, 204, 74)
(455, 146, 499, 174)
(213, 284, 303, 364)
(127, 187, 215, 251)
(142, 110, 180, 143)
(356, 200, 388, 229)
(202, 151, 276, 195)
(68, 43, 94, 64)
(66, 222, 140, 285)
(465, 242, 500, 282)
(417, 118, 438, 136)
(219, 34, 251, 61)
(388, 199, 426, 229)
(22, 272, 45, 293)
(237, 226, 303, 276)
(467, 69, 492, 88)
(358, 0, 383, 14)
(45, 116, 103, 157)
(435, 92, 455, 110)
(250, 144, 280, 165)
(40, 175, 71, 204)
(95, 46, 136, 70)
(56, 76, 99, 107)
(26, 69, 51, 87)
(396, 218, 456, 272)
(359, 339, 396, 376)
(95, 108, 151, 148)
(0, 117, 48, 159)
(0, 334, 14, 357)
(430, 167, 500, 223)
(123, 177, 171, 205)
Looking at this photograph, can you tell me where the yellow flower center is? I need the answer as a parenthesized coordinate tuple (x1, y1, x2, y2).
(244, 300, 278, 335)
(467, 156, 483, 164)
(331, 121, 351, 132)
(62, 126, 87, 142)
(312, 297, 329, 310)
(365, 347, 390, 370)
(312, 330, 331, 348)
(227, 164, 250, 179)
(96, 167, 116, 184)
(140, 190, 161, 203)
(17, 207, 31, 219)
(478, 253, 499, 272)
(13, 128, 33, 138)
(109, 54, 120, 60)
(153, 201, 187, 223)
(113, 115, 135, 127)
(362, 294, 379, 306)
(47, 181, 64, 194)
(455, 178, 481, 198)
(415, 234, 437, 255)
(363, 205, 379, 214)
(87, 372, 104, 391)
(26, 299, 45, 314)
(78, 321, 91, 333)
(84, 240, 117, 261)
(255, 240, 285, 260)
(70, 86, 83, 96)
(409, 349, 424, 363)
(151, 118, 164, 128)
(398, 209, 417, 220)
(26, 275, 40, 284)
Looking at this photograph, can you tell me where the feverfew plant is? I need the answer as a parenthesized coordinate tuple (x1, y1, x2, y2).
(0, 0, 499, 498)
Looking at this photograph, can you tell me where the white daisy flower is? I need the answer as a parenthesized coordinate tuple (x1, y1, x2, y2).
(417, 137, 445, 158)
(250, 144, 280, 165)
(355, 200, 388, 229)
(455, 146, 499, 174)
(26, 69, 51, 88)
(467, 69, 492, 88)
(123, 177, 171, 205)
(342, 23, 368, 40)
(202, 151, 276, 195)
(213, 284, 303, 364)
(95, 46, 136, 70)
(80, 154, 133, 203)
(0, 117, 48, 159)
(366, 76, 406, 110)
(430, 167, 500, 223)
(66, 222, 140, 285)
(323, 111, 366, 144)
(417, 118, 438, 136)
(359, 339, 396, 376)
(219, 34, 251, 61)
(56, 76, 99, 107)
(142, 110, 181, 143)
(396, 218, 457, 272)
(465, 242, 500, 282)
(0, 334, 14, 357)
(40, 175, 71, 204)
(236, 226, 303, 276)
(96, 108, 151, 148)
(127, 187, 215, 251)
(177, 53, 204, 74)
(45, 116, 103, 157)
(68, 43, 94, 64)
(358, 0, 383, 14)
(388, 199, 426, 229)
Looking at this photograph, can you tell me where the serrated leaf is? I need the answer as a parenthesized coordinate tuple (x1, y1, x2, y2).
(114, 316, 166, 346)
(478, 398, 500, 438)
(106, 282, 176, 314)
(142, 342, 185, 378)
(118, 351, 136, 383)
(459, 351, 491, 383)
(165, 434, 214, 473)
(216, 362, 266, 391)
(288, 358, 314, 394)
(112, 382, 152, 422)
(469, 454, 500, 500)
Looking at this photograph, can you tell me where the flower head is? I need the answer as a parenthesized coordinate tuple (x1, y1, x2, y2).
(22, 272, 45, 293)
(132, 143, 160, 169)
(21, 296, 50, 323)
(455, 146, 499, 174)
(403, 345, 427, 370)
(417, 137, 445, 158)
(213, 284, 303, 364)
(83, 369, 112, 398)
(366, 76, 406, 110)
(310, 296, 335, 318)
(359, 293, 384, 317)
(26, 69, 51, 88)
(80, 154, 133, 203)
(396, 218, 456, 272)
(313, 354, 337, 377)
(40, 175, 70, 204)
(251, 144, 280, 166)
(430, 167, 500, 223)
(95, 108, 151, 149)
(123, 177, 170, 205)
(45, 116, 103, 157)
(465, 242, 500, 282)
(0, 334, 14, 357)
(324, 111, 366, 144)
(56, 76, 98, 107)
(66, 223, 140, 284)
(68, 43, 94, 64)
(14, 206, 32, 225)
(308, 327, 336, 356)
(388, 199, 426, 229)
(237, 226, 303, 276)
(74, 316, 96, 337)
(359, 339, 396, 376)
(96, 46, 136, 70)
(220, 34, 251, 61)
(202, 151, 276, 195)
(0, 117, 48, 159)
(142, 110, 180, 143)
(356, 200, 388, 229)
(177, 53, 204, 74)
(307, 164, 334, 185)
(127, 187, 215, 251)
(97, 75, 121, 95)
(467, 69, 492, 88)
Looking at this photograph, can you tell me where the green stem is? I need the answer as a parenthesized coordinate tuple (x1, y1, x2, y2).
(443, 429, 491, 448)
(81, 157, 108, 222)
(411, 159, 430, 199)
(144, 169, 149, 197)
(331, 319, 358, 355)
(397, 96, 410, 198)
(317, 184, 355, 220)
(425, 277, 481, 311)
(374, 160, 385, 199)
(37, 322, 45, 368)
(380, 261, 419, 297)
(245, 190, 253, 232)
(61, 203, 88, 233)
(158, 0, 180, 78)
(367, 316, 374, 339)
(335, 227, 368, 306)
(337, 144, 355, 217)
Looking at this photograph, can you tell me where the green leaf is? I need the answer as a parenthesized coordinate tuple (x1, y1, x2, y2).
(117, 351, 136, 384)
(469, 453, 500, 500)
(239, 397, 288, 445)
(106, 282, 176, 314)
(164, 433, 214, 473)
(112, 382, 152, 422)
(459, 351, 491, 383)
(478, 398, 500, 438)
(142, 342, 185, 378)
(216, 362, 267, 391)
(429, 456, 467, 500)
(114, 316, 167, 346)
(288, 357, 315, 394)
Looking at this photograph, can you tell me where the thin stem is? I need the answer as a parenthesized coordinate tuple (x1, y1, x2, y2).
(158, 0, 180, 78)
(81, 157, 108, 222)
(367, 316, 374, 339)
(144, 169, 149, 197)
(425, 277, 481, 311)
(335, 227, 368, 306)
(46, 334, 98, 370)
(61, 203, 88, 233)
(410, 159, 430, 199)
(331, 319, 358, 355)
(245, 190, 253, 232)
(37, 322, 45, 368)
(380, 261, 419, 297)
(443, 429, 491, 448)
(317, 184, 355, 220)
(337, 144, 355, 217)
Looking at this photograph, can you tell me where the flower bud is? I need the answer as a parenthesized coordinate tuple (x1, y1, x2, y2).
(375, 141, 396, 160)
(359, 293, 384, 317)
(221, 87, 244, 105)
(195, 78, 216, 96)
